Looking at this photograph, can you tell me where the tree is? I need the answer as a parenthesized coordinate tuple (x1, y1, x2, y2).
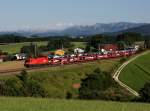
(17, 70, 28, 84)
(87, 34, 115, 50)
(117, 41, 126, 50)
(0, 34, 27, 43)
(145, 39, 150, 49)
(47, 39, 73, 51)
(116, 32, 144, 45)
(139, 82, 150, 102)
(26, 79, 48, 97)
(20, 43, 39, 57)
(16, 70, 48, 97)
(79, 68, 114, 99)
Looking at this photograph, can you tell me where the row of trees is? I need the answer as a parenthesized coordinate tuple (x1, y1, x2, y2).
(0, 34, 87, 43)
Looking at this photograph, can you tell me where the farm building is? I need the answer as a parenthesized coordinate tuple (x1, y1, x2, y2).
(0, 57, 3, 62)
(74, 48, 84, 54)
(0, 55, 7, 62)
(99, 44, 118, 51)
(54, 50, 65, 56)
(134, 41, 146, 49)
(14, 53, 27, 60)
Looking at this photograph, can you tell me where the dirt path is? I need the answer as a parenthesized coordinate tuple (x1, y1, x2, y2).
(0, 61, 25, 71)
(113, 51, 150, 97)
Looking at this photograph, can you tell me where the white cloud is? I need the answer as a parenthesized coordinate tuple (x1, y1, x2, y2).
(0, 22, 75, 32)
(56, 22, 74, 28)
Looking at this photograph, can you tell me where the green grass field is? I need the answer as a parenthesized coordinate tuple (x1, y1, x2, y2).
(72, 42, 86, 48)
(0, 97, 149, 111)
(0, 42, 86, 54)
(0, 41, 48, 54)
(119, 52, 150, 91)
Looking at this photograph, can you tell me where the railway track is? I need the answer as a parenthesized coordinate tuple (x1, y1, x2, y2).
(0, 68, 25, 74)
(0, 65, 62, 75)
(0, 60, 95, 75)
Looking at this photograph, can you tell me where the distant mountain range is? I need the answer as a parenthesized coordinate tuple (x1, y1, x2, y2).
(60, 22, 147, 36)
(0, 22, 149, 36)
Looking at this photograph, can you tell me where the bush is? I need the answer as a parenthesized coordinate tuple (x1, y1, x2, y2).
(0, 78, 23, 96)
(79, 68, 114, 99)
(66, 91, 73, 99)
(0, 70, 48, 97)
(139, 82, 150, 102)
(26, 79, 48, 97)
(119, 57, 127, 64)
(100, 85, 134, 101)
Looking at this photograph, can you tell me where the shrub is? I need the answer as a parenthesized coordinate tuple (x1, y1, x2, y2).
(139, 82, 150, 102)
(79, 68, 114, 99)
(119, 57, 127, 63)
(26, 79, 48, 97)
(0, 78, 23, 96)
(0, 70, 48, 97)
(66, 91, 73, 99)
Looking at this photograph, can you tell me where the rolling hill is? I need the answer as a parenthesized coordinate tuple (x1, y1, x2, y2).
(118, 24, 150, 36)
(119, 51, 150, 91)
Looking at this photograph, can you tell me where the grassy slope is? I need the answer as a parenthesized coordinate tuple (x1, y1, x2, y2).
(0, 97, 149, 111)
(0, 41, 48, 54)
(32, 59, 119, 98)
(0, 59, 120, 98)
(119, 52, 150, 91)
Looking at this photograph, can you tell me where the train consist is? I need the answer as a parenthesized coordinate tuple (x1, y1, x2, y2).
(24, 49, 136, 68)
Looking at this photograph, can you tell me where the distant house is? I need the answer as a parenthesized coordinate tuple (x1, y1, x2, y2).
(134, 41, 146, 49)
(99, 44, 118, 51)
(0, 55, 7, 62)
(0, 57, 3, 62)
(74, 48, 84, 53)
(14, 53, 27, 60)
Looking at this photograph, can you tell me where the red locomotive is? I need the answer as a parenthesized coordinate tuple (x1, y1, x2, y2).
(24, 57, 49, 67)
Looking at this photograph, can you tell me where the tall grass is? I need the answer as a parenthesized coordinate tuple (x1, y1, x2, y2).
(0, 97, 149, 111)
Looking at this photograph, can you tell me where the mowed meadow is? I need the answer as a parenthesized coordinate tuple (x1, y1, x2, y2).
(0, 42, 86, 54)
(0, 41, 48, 54)
(119, 51, 150, 91)
(0, 97, 149, 111)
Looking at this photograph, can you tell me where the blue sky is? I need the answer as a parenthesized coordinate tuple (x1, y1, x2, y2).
(0, 0, 150, 31)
